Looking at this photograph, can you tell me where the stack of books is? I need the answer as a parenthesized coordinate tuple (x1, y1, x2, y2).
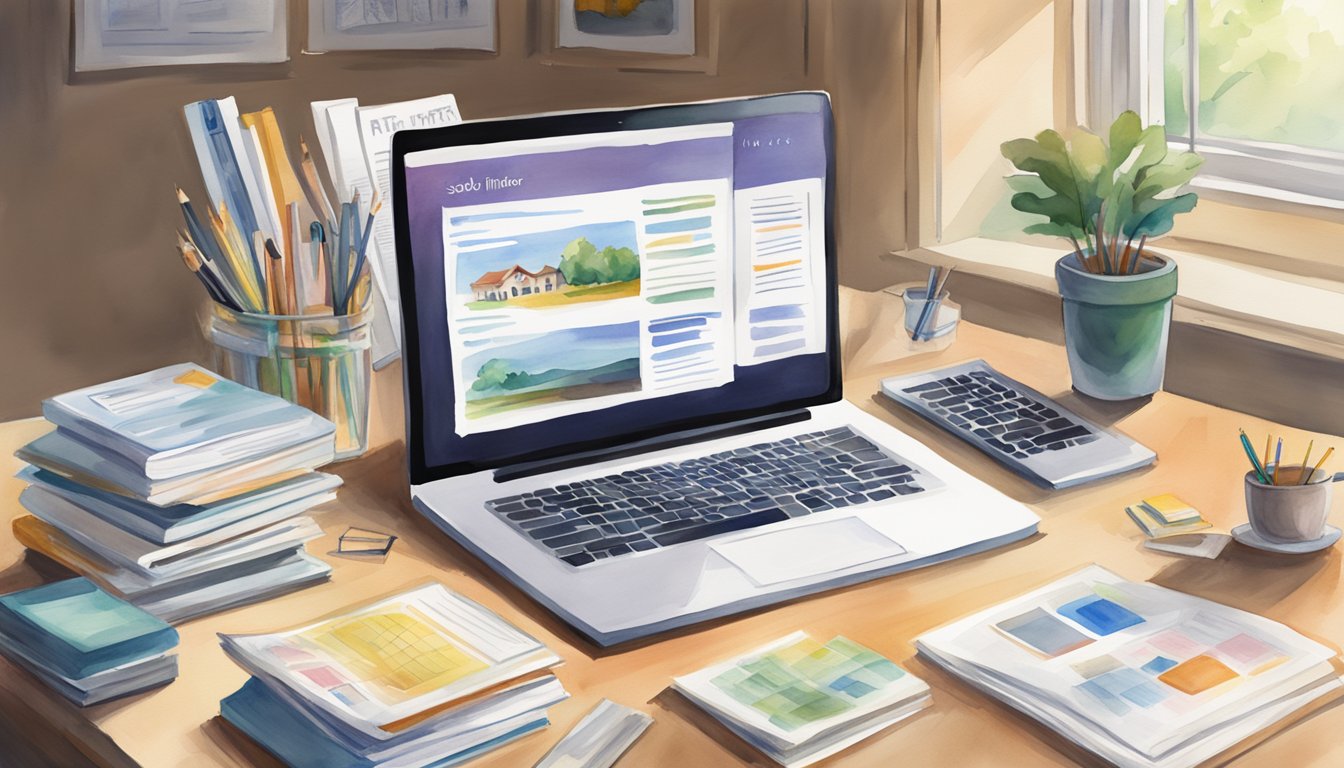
(219, 583, 569, 768)
(11, 363, 339, 622)
(0, 578, 179, 706)
(673, 632, 932, 767)
(916, 565, 1343, 768)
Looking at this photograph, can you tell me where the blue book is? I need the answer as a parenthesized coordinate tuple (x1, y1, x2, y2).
(221, 678, 548, 768)
(0, 578, 177, 679)
(41, 363, 334, 480)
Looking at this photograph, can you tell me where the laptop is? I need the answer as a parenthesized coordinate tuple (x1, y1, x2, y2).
(391, 92, 1040, 646)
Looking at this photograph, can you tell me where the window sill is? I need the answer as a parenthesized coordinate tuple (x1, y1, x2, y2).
(895, 237, 1344, 361)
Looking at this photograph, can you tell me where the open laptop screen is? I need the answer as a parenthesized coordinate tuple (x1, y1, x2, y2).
(393, 93, 839, 482)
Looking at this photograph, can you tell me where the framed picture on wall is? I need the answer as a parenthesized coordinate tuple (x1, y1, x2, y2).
(558, 0, 693, 55)
(73, 0, 288, 71)
(538, 0, 718, 73)
(307, 0, 497, 52)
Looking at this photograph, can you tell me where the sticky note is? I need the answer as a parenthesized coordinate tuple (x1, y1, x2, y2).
(1141, 656, 1178, 675)
(1159, 654, 1238, 695)
(995, 608, 1094, 657)
(1058, 596, 1145, 636)
(173, 369, 218, 388)
(1141, 494, 1202, 524)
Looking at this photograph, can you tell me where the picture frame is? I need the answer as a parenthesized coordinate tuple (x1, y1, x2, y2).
(73, 0, 288, 71)
(307, 0, 498, 52)
(536, 0, 719, 74)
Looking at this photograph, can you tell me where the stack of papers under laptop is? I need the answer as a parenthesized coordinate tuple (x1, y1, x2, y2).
(915, 565, 1343, 768)
(219, 583, 568, 768)
(11, 363, 338, 622)
(0, 578, 179, 705)
(673, 632, 931, 767)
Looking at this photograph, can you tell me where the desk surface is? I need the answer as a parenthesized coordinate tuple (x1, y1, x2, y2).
(2, 287, 1343, 768)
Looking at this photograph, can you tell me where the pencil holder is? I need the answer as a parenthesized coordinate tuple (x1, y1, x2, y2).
(896, 282, 961, 348)
(202, 302, 372, 460)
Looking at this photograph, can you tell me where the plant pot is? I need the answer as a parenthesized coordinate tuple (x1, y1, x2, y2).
(1054, 252, 1177, 401)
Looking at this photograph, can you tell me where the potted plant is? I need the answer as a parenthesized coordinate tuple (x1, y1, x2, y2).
(1001, 111, 1203, 400)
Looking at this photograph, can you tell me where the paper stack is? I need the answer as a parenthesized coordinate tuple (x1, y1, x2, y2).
(673, 632, 932, 768)
(0, 578, 179, 706)
(916, 565, 1343, 768)
(219, 583, 569, 768)
(12, 363, 338, 622)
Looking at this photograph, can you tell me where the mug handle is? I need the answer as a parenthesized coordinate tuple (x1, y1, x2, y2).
(1333, 472, 1344, 483)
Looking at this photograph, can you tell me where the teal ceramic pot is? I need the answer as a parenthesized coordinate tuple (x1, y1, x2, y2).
(1055, 253, 1177, 401)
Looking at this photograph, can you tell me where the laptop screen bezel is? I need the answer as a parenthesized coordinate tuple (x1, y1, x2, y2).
(392, 92, 842, 486)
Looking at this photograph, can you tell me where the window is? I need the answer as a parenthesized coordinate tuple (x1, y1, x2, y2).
(1102, 0, 1344, 206)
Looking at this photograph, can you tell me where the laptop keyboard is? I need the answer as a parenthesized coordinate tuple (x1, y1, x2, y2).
(486, 426, 934, 567)
(899, 366, 1099, 460)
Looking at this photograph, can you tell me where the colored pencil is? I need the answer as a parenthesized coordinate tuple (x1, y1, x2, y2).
(1307, 447, 1335, 484)
(1299, 440, 1315, 485)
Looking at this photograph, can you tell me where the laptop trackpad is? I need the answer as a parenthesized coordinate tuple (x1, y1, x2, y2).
(711, 517, 908, 587)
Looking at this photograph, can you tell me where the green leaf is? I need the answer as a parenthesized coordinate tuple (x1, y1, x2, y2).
(1124, 192, 1199, 239)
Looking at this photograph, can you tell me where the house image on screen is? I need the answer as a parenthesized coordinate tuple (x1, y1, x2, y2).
(470, 264, 567, 301)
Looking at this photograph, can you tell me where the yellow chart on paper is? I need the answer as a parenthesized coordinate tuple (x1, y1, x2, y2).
(304, 606, 487, 701)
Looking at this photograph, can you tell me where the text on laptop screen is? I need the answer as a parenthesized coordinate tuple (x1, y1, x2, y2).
(398, 95, 838, 479)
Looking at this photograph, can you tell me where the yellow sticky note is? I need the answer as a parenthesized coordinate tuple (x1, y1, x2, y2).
(1141, 494, 1202, 524)
(174, 369, 217, 389)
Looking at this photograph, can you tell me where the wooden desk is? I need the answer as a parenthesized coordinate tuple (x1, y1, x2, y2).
(3, 287, 1343, 767)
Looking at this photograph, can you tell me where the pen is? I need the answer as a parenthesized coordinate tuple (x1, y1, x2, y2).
(1239, 430, 1270, 484)
(1272, 437, 1283, 485)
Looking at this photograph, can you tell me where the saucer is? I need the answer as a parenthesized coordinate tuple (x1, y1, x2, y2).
(1231, 524, 1341, 554)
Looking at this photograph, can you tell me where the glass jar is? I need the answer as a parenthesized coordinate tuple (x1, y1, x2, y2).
(203, 303, 372, 460)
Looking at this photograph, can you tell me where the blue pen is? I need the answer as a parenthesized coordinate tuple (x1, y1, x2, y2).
(1272, 437, 1283, 485)
(911, 266, 941, 341)
(1239, 430, 1270, 483)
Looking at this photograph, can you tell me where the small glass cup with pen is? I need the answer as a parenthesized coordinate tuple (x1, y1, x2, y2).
(897, 266, 961, 348)
(179, 186, 378, 460)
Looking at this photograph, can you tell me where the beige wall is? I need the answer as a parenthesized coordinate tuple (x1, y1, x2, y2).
(922, 0, 1344, 286)
(0, 0, 923, 419)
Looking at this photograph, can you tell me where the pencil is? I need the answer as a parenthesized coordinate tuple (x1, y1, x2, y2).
(1307, 446, 1335, 484)
(1262, 434, 1272, 477)
(257, 232, 279, 313)
(1300, 440, 1315, 485)
(298, 137, 337, 225)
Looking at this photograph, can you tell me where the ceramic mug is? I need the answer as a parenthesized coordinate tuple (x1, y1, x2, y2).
(1244, 467, 1344, 543)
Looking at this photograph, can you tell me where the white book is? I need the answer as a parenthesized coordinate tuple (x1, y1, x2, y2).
(221, 583, 563, 738)
(19, 486, 325, 577)
(915, 565, 1344, 768)
(19, 466, 341, 544)
(41, 363, 334, 479)
(18, 428, 335, 506)
(673, 632, 931, 768)
(137, 551, 332, 623)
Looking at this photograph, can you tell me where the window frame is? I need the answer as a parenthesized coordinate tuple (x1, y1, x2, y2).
(1091, 0, 1344, 209)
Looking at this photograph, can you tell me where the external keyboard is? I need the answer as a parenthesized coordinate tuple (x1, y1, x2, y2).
(900, 369, 1099, 458)
(486, 426, 936, 567)
(879, 360, 1156, 489)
